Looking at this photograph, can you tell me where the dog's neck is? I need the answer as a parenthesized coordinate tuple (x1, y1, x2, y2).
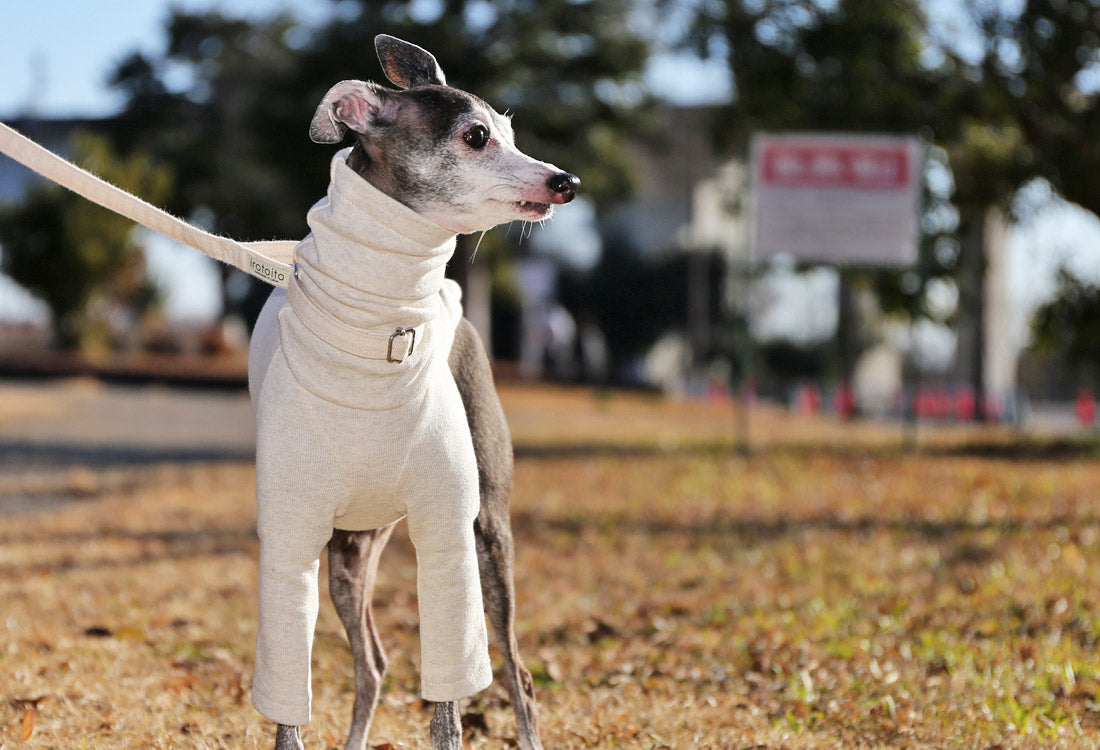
(345, 143, 392, 200)
(292, 148, 458, 332)
(277, 148, 465, 409)
(346, 142, 372, 176)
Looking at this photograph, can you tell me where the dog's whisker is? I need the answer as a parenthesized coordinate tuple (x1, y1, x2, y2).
(470, 230, 488, 263)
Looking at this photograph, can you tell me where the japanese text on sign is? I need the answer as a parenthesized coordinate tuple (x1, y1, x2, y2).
(752, 134, 923, 267)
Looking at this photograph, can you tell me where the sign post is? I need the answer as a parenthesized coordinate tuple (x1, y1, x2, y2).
(747, 133, 924, 444)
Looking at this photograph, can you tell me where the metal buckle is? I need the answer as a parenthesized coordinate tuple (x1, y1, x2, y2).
(387, 327, 416, 363)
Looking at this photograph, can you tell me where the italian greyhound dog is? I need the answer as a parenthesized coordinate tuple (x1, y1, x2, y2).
(247, 35, 577, 750)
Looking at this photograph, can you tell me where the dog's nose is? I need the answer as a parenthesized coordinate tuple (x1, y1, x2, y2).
(548, 172, 580, 204)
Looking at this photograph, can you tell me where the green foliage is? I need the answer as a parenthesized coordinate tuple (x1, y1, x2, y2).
(0, 133, 171, 349)
(686, 0, 940, 150)
(110, 13, 311, 242)
(689, 5, 1099, 222)
(687, 0, 1100, 208)
(1030, 268, 1100, 381)
(962, 0, 1100, 217)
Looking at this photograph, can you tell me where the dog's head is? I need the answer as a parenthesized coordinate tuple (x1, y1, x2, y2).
(309, 35, 579, 234)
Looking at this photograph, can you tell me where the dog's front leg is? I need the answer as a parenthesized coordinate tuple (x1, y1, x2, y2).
(430, 701, 462, 749)
(329, 525, 397, 750)
(275, 724, 305, 750)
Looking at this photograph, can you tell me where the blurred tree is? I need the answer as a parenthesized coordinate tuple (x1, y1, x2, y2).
(941, 0, 1100, 408)
(684, 0, 940, 150)
(684, 0, 1100, 407)
(680, 0, 1078, 201)
(0, 133, 171, 350)
(108, 13, 313, 324)
(1030, 268, 1100, 385)
(107, 1, 657, 326)
(959, 0, 1100, 218)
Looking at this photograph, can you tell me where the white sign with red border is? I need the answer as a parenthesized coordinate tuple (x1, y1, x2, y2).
(751, 133, 923, 266)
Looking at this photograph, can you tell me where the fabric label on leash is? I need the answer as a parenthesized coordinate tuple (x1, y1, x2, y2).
(248, 256, 291, 286)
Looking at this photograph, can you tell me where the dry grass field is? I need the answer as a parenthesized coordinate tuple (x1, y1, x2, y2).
(4, 380, 1100, 748)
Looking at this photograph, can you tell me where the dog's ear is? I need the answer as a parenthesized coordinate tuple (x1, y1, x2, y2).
(309, 80, 394, 144)
(374, 34, 447, 89)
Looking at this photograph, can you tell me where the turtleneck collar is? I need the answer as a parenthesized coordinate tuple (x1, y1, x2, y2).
(320, 146, 456, 252)
(292, 147, 459, 332)
(276, 148, 466, 410)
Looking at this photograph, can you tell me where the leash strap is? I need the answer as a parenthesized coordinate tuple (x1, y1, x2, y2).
(0, 121, 297, 288)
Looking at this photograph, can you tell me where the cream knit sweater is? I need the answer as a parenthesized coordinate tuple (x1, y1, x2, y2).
(247, 148, 492, 726)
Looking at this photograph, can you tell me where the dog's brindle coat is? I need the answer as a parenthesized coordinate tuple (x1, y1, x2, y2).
(271, 36, 574, 750)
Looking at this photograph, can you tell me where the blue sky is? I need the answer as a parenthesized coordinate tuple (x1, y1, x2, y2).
(0, 0, 731, 119)
(0, 1, 332, 118)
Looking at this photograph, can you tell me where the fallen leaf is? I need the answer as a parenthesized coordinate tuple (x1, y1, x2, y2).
(583, 618, 619, 643)
(22, 704, 36, 741)
(164, 671, 198, 694)
(114, 626, 145, 640)
(228, 670, 246, 704)
(462, 710, 490, 738)
(546, 659, 564, 683)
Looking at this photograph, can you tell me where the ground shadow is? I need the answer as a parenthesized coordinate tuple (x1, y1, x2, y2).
(0, 526, 258, 576)
(513, 434, 1100, 462)
(0, 439, 255, 467)
(508, 507, 1096, 543)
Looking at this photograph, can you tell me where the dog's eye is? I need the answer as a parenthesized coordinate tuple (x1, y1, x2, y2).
(463, 124, 490, 149)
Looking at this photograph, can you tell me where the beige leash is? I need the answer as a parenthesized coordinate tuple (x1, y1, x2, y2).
(0, 121, 297, 287)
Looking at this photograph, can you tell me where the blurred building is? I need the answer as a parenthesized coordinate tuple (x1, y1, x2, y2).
(603, 107, 742, 259)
